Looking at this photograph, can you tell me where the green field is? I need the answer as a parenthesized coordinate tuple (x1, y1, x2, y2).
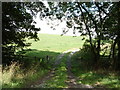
(27, 33, 85, 53)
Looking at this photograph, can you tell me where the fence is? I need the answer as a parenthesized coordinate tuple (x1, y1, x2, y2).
(3, 53, 51, 64)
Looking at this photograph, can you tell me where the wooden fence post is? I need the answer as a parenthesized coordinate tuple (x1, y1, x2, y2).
(34, 56, 36, 61)
(22, 55, 23, 60)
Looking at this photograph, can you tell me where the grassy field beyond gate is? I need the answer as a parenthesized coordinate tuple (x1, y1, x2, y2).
(27, 33, 85, 52)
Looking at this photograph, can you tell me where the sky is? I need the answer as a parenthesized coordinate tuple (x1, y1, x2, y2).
(33, 1, 81, 36)
(33, 12, 81, 36)
(32, 1, 97, 37)
(32, 1, 108, 38)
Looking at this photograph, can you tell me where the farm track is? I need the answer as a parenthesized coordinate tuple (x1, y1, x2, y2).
(26, 49, 93, 88)
(65, 51, 93, 88)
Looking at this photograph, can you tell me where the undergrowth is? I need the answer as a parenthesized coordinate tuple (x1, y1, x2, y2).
(71, 50, 120, 88)
(0, 65, 2, 89)
(2, 62, 49, 88)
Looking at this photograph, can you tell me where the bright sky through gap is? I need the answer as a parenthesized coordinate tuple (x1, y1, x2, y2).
(33, 1, 98, 37)
(32, 1, 110, 38)
(33, 12, 81, 36)
(32, 1, 81, 36)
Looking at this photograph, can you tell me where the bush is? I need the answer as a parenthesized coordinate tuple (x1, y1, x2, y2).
(72, 40, 95, 69)
(72, 39, 115, 70)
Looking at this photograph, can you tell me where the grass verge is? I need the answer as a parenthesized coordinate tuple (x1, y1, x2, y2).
(71, 51, 120, 88)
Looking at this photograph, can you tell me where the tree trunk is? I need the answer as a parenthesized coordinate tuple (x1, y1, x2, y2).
(112, 40, 117, 59)
(116, 2, 120, 71)
(96, 37, 101, 61)
(77, 3, 98, 66)
(108, 38, 117, 70)
(111, 38, 117, 70)
(116, 39, 120, 71)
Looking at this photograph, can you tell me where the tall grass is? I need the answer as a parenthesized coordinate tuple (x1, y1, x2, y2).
(2, 62, 48, 88)
(2, 49, 60, 88)
(0, 65, 2, 89)
(2, 62, 18, 85)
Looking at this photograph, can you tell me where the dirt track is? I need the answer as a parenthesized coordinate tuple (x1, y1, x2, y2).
(26, 49, 93, 88)
(66, 51, 93, 88)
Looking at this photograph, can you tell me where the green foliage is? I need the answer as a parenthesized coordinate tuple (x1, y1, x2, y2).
(72, 40, 114, 70)
(72, 40, 94, 69)
(2, 2, 41, 64)
(2, 2, 120, 88)
(2, 2, 40, 46)
(71, 52, 120, 88)
(47, 2, 120, 70)
(2, 2, 50, 65)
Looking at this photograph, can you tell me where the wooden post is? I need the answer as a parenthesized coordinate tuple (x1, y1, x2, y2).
(46, 55, 50, 63)
(8, 52, 10, 60)
(22, 55, 23, 60)
(34, 56, 36, 61)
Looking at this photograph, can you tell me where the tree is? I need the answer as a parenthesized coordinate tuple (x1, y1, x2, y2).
(105, 2, 120, 70)
(3, 2, 119, 71)
(2, 2, 47, 64)
(46, 2, 119, 70)
(47, 2, 112, 66)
